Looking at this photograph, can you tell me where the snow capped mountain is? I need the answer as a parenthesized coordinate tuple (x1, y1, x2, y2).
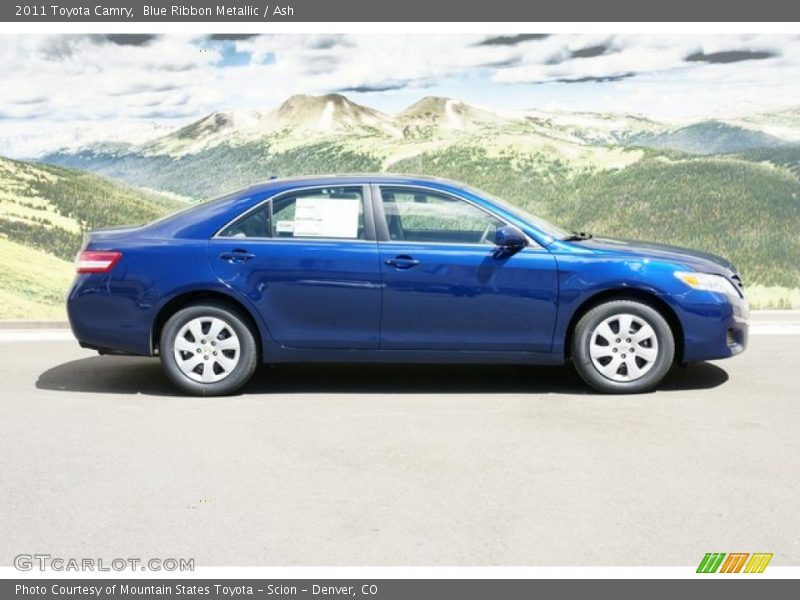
(143, 94, 403, 157)
(30, 93, 800, 170)
(142, 110, 263, 156)
(397, 97, 521, 135)
(131, 94, 677, 158)
(7, 94, 800, 162)
(271, 94, 401, 136)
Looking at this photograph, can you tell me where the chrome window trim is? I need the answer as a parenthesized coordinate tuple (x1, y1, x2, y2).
(369, 239, 546, 252)
(212, 181, 544, 250)
(211, 236, 377, 244)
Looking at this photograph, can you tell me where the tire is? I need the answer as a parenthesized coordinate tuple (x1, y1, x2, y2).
(159, 302, 258, 396)
(572, 299, 675, 394)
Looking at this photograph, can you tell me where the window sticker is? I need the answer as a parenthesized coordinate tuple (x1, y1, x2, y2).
(292, 197, 360, 238)
(275, 220, 295, 233)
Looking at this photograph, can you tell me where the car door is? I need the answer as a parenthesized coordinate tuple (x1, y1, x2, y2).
(373, 185, 558, 352)
(209, 185, 382, 349)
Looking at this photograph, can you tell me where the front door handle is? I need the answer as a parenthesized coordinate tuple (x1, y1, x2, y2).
(385, 255, 419, 269)
(220, 250, 255, 263)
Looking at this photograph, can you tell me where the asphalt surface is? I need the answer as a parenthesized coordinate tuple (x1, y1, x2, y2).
(1, 321, 798, 567)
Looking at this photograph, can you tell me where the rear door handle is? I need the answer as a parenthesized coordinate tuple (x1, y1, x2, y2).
(220, 250, 255, 263)
(384, 255, 419, 269)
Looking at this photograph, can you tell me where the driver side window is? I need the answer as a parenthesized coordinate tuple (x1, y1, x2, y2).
(380, 187, 504, 244)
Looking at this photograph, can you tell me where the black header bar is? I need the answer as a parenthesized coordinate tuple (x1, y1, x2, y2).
(3, 0, 800, 22)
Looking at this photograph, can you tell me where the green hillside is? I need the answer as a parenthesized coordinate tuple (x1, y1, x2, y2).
(0, 156, 184, 261)
(732, 145, 800, 180)
(49, 141, 383, 200)
(0, 156, 185, 318)
(631, 121, 785, 155)
(391, 147, 800, 288)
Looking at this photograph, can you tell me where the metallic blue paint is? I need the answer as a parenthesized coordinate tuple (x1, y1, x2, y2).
(377, 242, 557, 352)
(67, 175, 749, 366)
(208, 237, 382, 349)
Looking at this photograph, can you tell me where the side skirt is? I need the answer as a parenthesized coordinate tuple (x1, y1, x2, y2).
(261, 343, 565, 366)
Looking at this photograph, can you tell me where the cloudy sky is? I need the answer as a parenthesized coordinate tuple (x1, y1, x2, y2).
(1, 33, 799, 156)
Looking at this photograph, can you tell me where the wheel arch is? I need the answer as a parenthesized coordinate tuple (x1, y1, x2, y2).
(563, 288, 685, 363)
(151, 290, 264, 358)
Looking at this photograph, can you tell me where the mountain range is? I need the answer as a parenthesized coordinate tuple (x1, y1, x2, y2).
(38, 93, 800, 158)
(37, 94, 800, 202)
(1, 93, 798, 316)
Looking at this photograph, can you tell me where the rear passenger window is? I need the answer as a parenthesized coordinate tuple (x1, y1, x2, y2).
(220, 187, 365, 240)
(220, 204, 271, 238)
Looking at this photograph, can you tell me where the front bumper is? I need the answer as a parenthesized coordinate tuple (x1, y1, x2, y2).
(677, 290, 749, 363)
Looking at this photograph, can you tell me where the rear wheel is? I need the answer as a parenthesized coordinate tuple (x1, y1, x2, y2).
(160, 302, 258, 396)
(572, 300, 675, 394)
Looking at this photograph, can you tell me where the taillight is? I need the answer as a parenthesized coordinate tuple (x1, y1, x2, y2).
(76, 250, 122, 273)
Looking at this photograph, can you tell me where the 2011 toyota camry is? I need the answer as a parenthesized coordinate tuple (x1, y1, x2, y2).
(67, 175, 749, 395)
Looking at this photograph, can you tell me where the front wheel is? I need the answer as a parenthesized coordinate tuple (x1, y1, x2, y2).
(160, 302, 258, 396)
(572, 300, 675, 394)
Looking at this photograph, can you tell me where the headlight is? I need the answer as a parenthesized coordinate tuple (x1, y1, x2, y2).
(674, 272, 741, 297)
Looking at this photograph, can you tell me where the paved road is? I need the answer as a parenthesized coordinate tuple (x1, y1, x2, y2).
(1, 324, 798, 567)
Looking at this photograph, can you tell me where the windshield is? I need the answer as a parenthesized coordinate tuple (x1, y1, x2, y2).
(463, 185, 569, 242)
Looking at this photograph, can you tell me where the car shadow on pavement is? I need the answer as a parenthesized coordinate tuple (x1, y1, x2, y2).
(36, 356, 180, 396)
(36, 355, 729, 396)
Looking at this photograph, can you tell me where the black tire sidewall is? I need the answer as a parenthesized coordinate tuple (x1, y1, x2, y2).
(573, 300, 675, 394)
(160, 303, 258, 396)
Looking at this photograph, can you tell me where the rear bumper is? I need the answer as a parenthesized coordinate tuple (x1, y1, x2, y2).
(67, 275, 154, 356)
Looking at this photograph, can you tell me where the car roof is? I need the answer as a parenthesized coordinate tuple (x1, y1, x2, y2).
(240, 174, 466, 195)
(143, 174, 475, 240)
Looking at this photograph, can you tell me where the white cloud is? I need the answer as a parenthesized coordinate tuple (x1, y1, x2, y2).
(0, 33, 799, 156)
(492, 34, 791, 84)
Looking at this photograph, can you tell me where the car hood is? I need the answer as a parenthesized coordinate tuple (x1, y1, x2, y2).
(581, 236, 737, 275)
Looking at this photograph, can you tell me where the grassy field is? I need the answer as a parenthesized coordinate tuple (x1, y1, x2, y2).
(745, 285, 800, 309)
(0, 237, 72, 319)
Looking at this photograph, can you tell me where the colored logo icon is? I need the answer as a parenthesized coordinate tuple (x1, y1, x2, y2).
(697, 553, 773, 573)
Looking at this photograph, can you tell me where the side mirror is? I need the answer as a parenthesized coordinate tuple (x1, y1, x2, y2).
(494, 225, 527, 250)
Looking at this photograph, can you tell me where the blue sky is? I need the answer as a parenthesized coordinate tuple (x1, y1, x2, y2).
(1, 33, 799, 156)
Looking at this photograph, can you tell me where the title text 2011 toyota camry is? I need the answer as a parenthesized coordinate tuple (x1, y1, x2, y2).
(67, 175, 748, 395)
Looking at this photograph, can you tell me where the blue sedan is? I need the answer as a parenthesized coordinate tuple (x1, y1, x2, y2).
(67, 175, 749, 395)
